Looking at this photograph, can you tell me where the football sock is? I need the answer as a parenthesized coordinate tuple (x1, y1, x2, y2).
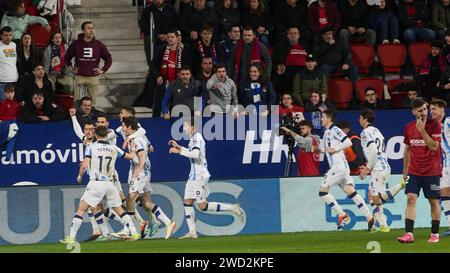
(94, 211, 110, 235)
(120, 212, 137, 234)
(348, 191, 371, 220)
(405, 218, 414, 233)
(374, 205, 388, 227)
(432, 220, 440, 234)
(88, 210, 100, 234)
(69, 215, 83, 239)
(319, 192, 345, 216)
(184, 204, 196, 234)
(441, 196, 450, 227)
(151, 205, 172, 226)
(205, 202, 234, 212)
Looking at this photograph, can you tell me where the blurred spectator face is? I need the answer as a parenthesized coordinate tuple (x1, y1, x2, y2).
(179, 69, 192, 84)
(445, 34, 450, 45)
(431, 47, 441, 57)
(287, 0, 298, 6)
(177, 30, 182, 44)
(319, 0, 326, 7)
(201, 57, 213, 73)
(287, 28, 300, 44)
(32, 94, 44, 109)
(1, 30, 13, 45)
(322, 31, 334, 42)
(223, 0, 232, 8)
(80, 99, 92, 114)
(33, 65, 45, 79)
(249, 0, 259, 10)
(22, 34, 32, 47)
(379, 0, 386, 8)
(249, 65, 261, 81)
(408, 90, 418, 101)
(96, 117, 109, 127)
(83, 23, 95, 39)
(201, 29, 213, 43)
(365, 89, 377, 103)
(52, 33, 63, 46)
(310, 92, 320, 105)
(443, 0, 449, 5)
(4, 89, 14, 100)
(404, 0, 414, 3)
(167, 32, 178, 46)
(228, 26, 241, 41)
(243, 30, 256, 44)
(194, 0, 206, 9)
(281, 94, 293, 108)
(18, 3, 26, 14)
(216, 67, 227, 80)
(154, 0, 165, 6)
(83, 124, 95, 139)
(305, 60, 317, 71)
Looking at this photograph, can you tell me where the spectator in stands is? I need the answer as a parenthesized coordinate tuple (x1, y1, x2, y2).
(274, 0, 308, 43)
(16, 33, 40, 80)
(418, 40, 446, 100)
(398, 0, 436, 44)
(338, 0, 376, 49)
(439, 65, 450, 103)
(0, 84, 19, 161)
(241, 0, 271, 46)
(162, 66, 202, 119)
(190, 24, 225, 74)
(140, 0, 179, 68)
(241, 62, 276, 116)
(277, 93, 305, 119)
(195, 56, 214, 102)
(0, 1, 50, 40)
(313, 26, 359, 83)
(16, 63, 53, 106)
(65, 21, 112, 107)
(20, 90, 67, 123)
(307, 0, 341, 42)
(42, 31, 69, 89)
(219, 24, 241, 60)
(304, 90, 335, 112)
(432, 0, 450, 41)
(0, 26, 18, 101)
(403, 88, 419, 108)
(272, 27, 309, 96)
(291, 54, 328, 106)
(206, 62, 238, 117)
(215, 0, 240, 40)
(336, 120, 366, 175)
(74, 96, 104, 126)
(443, 29, 450, 59)
(360, 86, 390, 110)
(180, 0, 217, 44)
(228, 26, 272, 90)
(370, 0, 400, 44)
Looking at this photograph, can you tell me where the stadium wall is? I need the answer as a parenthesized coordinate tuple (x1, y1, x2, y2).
(0, 175, 445, 245)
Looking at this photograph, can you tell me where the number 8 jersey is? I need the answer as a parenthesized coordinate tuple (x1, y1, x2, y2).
(360, 126, 390, 171)
(85, 140, 125, 182)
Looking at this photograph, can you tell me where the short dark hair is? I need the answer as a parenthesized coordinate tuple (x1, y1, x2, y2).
(83, 120, 95, 129)
(33, 63, 44, 70)
(4, 84, 14, 93)
(201, 56, 213, 63)
(242, 26, 255, 34)
(96, 113, 109, 121)
(81, 21, 93, 31)
(179, 65, 191, 72)
(430, 99, 447, 108)
(121, 107, 136, 116)
(336, 120, 351, 130)
(360, 108, 375, 123)
(167, 29, 179, 36)
(201, 24, 214, 33)
(228, 24, 241, 33)
(32, 90, 45, 97)
(215, 62, 227, 71)
(298, 120, 312, 129)
(365, 87, 376, 94)
(122, 116, 139, 131)
(80, 96, 92, 104)
(95, 126, 108, 138)
(322, 109, 337, 123)
(410, 97, 426, 109)
(1, 26, 12, 35)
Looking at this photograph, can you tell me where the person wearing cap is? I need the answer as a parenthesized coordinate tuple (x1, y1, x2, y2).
(432, 0, 450, 41)
(418, 40, 446, 100)
(338, 0, 376, 49)
(313, 26, 359, 83)
(272, 27, 310, 96)
(291, 53, 328, 106)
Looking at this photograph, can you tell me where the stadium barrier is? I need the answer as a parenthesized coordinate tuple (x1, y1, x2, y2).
(0, 175, 445, 245)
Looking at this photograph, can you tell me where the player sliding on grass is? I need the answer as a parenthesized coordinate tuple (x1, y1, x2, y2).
(169, 118, 245, 239)
(60, 126, 140, 244)
(319, 110, 375, 231)
(358, 109, 406, 232)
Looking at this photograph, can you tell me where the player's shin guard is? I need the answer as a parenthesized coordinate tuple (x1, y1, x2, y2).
(319, 192, 345, 216)
(88, 210, 100, 234)
(184, 204, 196, 234)
(151, 205, 171, 226)
(204, 202, 234, 212)
(94, 211, 110, 235)
(379, 189, 395, 203)
(69, 215, 83, 239)
(441, 196, 450, 227)
(120, 212, 137, 234)
(348, 191, 371, 220)
(374, 205, 388, 227)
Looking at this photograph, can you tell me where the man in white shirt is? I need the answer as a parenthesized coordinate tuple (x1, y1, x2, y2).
(0, 26, 18, 100)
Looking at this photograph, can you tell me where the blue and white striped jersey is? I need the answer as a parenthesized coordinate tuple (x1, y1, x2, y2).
(360, 126, 390, 171)
(323, 125, 350, 170)
(188, 132, 210, 181)
(128, 135, 152, 177)
(441, 117, 450, 167)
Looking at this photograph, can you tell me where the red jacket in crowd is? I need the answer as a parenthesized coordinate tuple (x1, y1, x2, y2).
(0, 99, 20, 121)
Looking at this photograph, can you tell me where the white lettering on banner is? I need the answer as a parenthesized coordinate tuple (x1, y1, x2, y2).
(83, 48, 93, 58)
(0, 190, 51, 244)
(386, 136, 405, 160)
(243, 130, 271, 164)
(196, 182, 246, 236)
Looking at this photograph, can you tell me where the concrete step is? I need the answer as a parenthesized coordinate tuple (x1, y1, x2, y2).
(71, 16, 138, 30)
(70, 6, 136, 16)
(107, 61, 148, 74)
(110, 50, 146, 62)
(80, 0, 133, 8)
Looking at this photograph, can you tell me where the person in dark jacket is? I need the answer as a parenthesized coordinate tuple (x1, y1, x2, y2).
(432, 0, 450, 41)
(370, 0, 400, 44)
(140, 0, 179, 67)
(219, 24, 241, 60)
(180, 0, 217, 44)
(20, 90, 67, 123)
(336, 120, 366, 176)
(438, 66, 450, 103)
(359, 86, 390, 110)
(308, 0, 341, 42)
(273, 0, 308, 43)
(304, 90, 335, 112)
(241, 62, 276, 116)
(75, 96, 104, 127)
(214, 0, 240, 39)
(443, 29, 450, 59)
(338, 0, 376, 49)
(190, 24, 225, 75)
(418, 40, 446, 100)
(16, 63, 54, 106)
(241, 0, 271, 46)
(398, 0, 436, 44)
(313, 26, 359, 83)
(161, 66, 202, 119)
(16, 32, 40, 80)
(64, 21, 112, 106)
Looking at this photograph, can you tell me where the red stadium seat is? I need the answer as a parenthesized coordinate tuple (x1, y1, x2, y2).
(355, 77, 385, 103)
(408, 42, 431, 73)
(350, 44, 375, 74)
(28, 24, 51, 48)
(387, 79, 415, 109)
(327, 79, 354, 109)
(53, 94, 74, 113)
(377, 43, 406, 75)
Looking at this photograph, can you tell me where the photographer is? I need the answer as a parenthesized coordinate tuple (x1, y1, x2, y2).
(281, 120, 320, 176)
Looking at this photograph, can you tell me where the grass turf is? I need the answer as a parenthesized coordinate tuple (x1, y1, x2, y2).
(0, 228, 449, 253)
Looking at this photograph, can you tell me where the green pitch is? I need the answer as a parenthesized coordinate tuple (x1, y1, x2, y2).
(0, 228, 449, 253)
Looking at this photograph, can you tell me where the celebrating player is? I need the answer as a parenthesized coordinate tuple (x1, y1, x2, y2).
(169, 118, 245, 239)
(319, 110, 375, 231)
(398, 98, 442, 243)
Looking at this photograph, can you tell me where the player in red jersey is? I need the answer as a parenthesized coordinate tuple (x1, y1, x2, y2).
(398, 98, 442, 243)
